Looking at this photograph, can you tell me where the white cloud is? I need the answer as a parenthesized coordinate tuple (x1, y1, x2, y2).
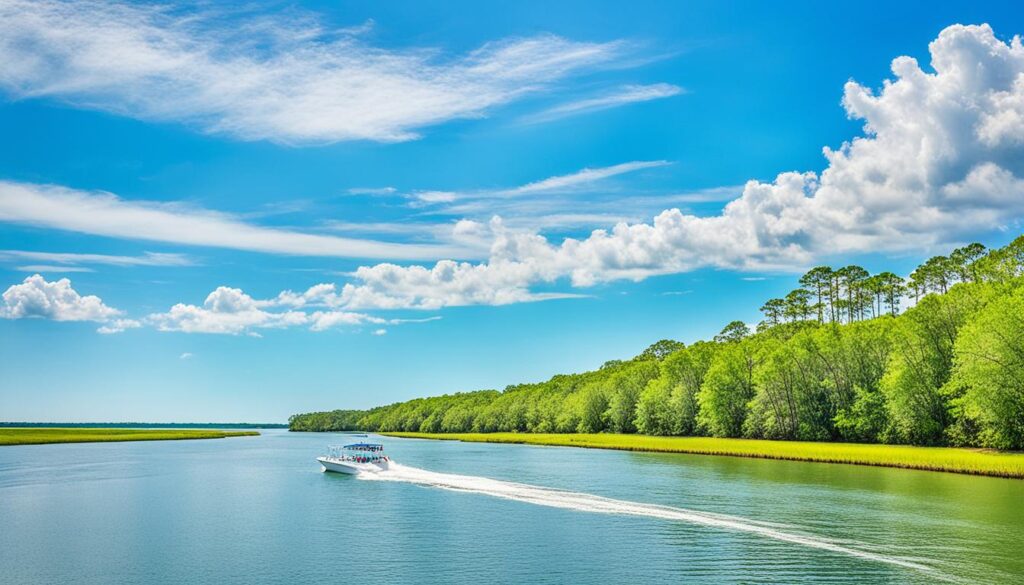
(179, 352, 193, 360)
(522, 83, 684, 123)
(1, 250, 193, 267)
(436, 185, 743, 229)
(0, 181, 469, 260)
(504, 161, 671, 196)
(372, 328, 387, 336)
(346, 187, 397, 196)
(97, 318, 141, 334)
(16, 265, 94, 273)
(148, 286, 308, 335)
(327, 24, 1024, 309)
(7, 24, 1024, 326)
(404, 160, 671, 206)
(0, 0, 627, 144)
(1, 274, 122, 321)
(412, 191, 459, 203)
(144, 285, 444, 335)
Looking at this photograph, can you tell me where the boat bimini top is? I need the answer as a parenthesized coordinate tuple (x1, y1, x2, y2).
(343, 443, 384, 452)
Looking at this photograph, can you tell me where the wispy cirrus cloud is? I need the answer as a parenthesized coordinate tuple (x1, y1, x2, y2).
(0, 181, 470, 260)
(15, 265, 95, 273)
(502, 160, 671, 196)
(0, 0, 631, 144)
(346, 187, 397, 196)
(0, 250, 193, 268)
(403, 160, 672, 207)
(522, 83, 685, 124)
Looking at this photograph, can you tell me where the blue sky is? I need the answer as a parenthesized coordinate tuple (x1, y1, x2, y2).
(2, 0, 1024, 422)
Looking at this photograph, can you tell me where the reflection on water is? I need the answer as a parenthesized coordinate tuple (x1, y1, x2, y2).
(1, 430, 1021, 584)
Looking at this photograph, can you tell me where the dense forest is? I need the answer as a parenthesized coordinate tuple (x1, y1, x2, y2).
(290, 237, 1024, 450)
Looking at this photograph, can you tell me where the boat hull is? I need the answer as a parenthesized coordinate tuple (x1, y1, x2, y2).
(317, 457, 389, 475)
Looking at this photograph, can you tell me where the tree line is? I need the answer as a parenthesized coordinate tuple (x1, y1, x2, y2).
(289, 236, 1024, 450)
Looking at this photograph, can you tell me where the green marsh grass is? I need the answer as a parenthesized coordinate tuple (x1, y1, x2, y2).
(0, 428, 260, 446)
(385, 432, 1024, 479)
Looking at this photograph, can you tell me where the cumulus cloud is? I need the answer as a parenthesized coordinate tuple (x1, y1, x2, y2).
(1, 274, 122, 321)
(97, 318, 141, 334)
(0, 181, 468, 260)
(0, 275, 443, 335)
(522, 83, 685, 124)
(0, 0, 627, 144)
(144, 285, 443, 335)
(326, 24, 1024, 309)
(148, 286, 308, 335)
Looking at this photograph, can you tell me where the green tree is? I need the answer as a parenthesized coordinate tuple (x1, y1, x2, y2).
(760, 298, 786, 327)
(715, 320, 751, 343)
(799, 266, 834, 323)
(607, 361, 660, 433)
(697, 341, 758, 437)
(881, 285, 990, 444)
(837, 265, 870, 322)
(635, 376, 673, 435)
(950, 288, 1024, 449)
(950, 243, 987, 283)
(875, 272, 905, 317)
(784, 288, 813, 322)
(577, 383, 609, 433)
(636, 339, 685, 361)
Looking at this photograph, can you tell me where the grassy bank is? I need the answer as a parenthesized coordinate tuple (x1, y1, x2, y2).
(0, 428, 260, 446)
(384, 432, 1024, 479)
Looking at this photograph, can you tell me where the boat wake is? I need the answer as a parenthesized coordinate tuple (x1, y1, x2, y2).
(362, 463, 953, 581)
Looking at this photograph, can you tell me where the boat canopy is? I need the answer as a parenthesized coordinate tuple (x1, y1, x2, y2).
(343, 442, 384, 452)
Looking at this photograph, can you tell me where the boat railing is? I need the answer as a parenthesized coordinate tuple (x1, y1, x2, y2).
(325, 444, 388, 459)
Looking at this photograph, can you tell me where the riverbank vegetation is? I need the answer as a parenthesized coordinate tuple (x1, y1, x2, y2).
(291, 237, 1024, 453)
(385, 432, 1024, 478)
(0, 428, 260, 446)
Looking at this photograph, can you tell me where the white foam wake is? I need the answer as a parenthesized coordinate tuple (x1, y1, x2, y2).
(362, 463, 950, 580)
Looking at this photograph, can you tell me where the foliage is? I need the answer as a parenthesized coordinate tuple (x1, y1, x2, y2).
(289, 238, 1024, 452)
(950, 286, 1024, 449)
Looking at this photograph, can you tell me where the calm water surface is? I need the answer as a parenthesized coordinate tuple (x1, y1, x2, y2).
(1, 430, 1021, 584)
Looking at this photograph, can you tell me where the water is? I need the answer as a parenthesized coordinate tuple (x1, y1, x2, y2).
(1, 431, 1021, 584)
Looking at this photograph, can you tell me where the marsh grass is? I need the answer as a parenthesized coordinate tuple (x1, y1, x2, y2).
(0, 428, 260, 446)
(385, 432, 1024, 479)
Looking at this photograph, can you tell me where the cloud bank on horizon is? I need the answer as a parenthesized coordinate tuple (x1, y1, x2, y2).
(2, 19, 1024, 335)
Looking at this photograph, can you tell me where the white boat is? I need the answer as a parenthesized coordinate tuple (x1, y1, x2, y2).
(317, 442, 391, 475)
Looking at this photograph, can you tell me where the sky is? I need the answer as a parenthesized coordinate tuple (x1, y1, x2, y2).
(2, 0, 1024, 423)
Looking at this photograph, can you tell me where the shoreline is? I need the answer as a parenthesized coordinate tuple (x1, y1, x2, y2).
(0, 428, 260, 446)
(381, 432, 1024, 479)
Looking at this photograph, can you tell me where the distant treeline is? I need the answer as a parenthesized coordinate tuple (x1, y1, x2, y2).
(0, 422, 288, 429)
(290, 237, 1024, 450)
